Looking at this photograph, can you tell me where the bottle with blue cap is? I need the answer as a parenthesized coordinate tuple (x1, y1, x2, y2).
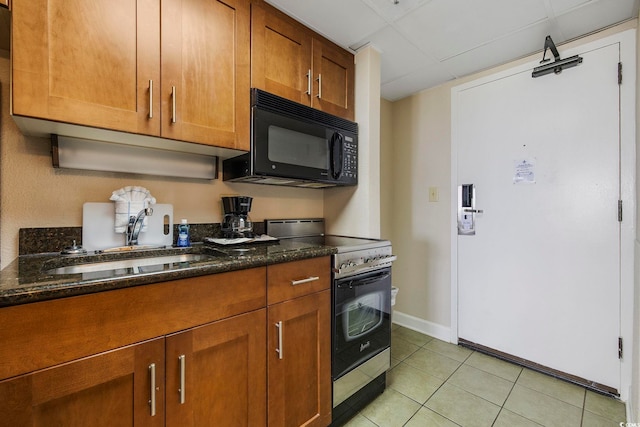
(177, 219, 191, 247)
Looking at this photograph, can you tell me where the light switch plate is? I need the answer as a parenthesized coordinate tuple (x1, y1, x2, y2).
(429, 187, 439, 202)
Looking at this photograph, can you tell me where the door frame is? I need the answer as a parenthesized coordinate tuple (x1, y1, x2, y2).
(450, 29, 636, 402)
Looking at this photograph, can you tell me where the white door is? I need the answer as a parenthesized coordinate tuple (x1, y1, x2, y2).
(455, 42, 620, 390)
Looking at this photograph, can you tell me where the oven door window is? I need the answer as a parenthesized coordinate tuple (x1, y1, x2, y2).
(333, 268, 391, 379)
(344, 291, 384, 341)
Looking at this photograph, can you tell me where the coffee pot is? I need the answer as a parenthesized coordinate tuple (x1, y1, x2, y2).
(221, 196, 253, 238)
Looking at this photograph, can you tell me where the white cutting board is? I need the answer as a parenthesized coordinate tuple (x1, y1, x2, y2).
(82, 203, 174, 251)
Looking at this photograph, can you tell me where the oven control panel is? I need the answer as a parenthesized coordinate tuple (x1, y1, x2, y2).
(333, 246, 395, 278)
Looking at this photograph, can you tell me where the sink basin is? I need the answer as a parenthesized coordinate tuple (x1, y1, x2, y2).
(46, 253, 210, 275)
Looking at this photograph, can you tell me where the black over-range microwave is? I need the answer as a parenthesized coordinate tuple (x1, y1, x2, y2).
(223, 89, 358, 188)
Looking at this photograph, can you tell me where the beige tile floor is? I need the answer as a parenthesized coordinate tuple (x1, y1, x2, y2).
(343, 325, 626, 427)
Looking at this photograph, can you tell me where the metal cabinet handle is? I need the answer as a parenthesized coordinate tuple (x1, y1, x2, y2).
(148, 80, 153, 119)
(275, 321, 283, 360)
(179, 355, 186, 404)
(171, 86, 177, 124)
(316, 74, 322, 98)
(291, 276, 320, 286)
(463, 208, 484, 213)
(306, 69, 312, 95)
(149, 363, 157, 416)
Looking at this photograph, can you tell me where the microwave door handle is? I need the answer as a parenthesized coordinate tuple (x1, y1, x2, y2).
(331, 133, 344, 179)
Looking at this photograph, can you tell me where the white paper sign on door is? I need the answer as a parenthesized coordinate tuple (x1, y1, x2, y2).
(513, 158, 536, 184)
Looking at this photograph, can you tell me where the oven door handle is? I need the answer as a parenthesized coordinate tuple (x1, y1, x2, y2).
(339, 273, 391, 289)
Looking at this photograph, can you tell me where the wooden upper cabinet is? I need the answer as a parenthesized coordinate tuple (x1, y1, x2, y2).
(0, 338, 165, 427)
(251, 0, 355, 121)
(251, 2, 311, 105)
(311, 38, 355, 121)
(11, 0, 161, 136)
(161, 0, 250, 150)
(12, 0, 250, 150)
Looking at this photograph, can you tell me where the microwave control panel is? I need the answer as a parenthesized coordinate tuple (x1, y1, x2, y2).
(343, 137, 357, 180)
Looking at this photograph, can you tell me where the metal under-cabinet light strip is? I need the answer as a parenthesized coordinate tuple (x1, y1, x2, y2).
(51, 134, 218, 180)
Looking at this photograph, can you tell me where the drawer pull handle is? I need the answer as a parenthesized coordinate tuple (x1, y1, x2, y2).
(291, 276, 320, 286)
(275, 321, 283, 360)
(171, 86, 177, 124)
(148, 80, 153, 119)
(149, 363, 157, 416)
(179, 355, 186, 404)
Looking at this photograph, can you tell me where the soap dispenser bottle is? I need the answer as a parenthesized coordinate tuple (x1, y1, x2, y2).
(177, 219, 191, 247)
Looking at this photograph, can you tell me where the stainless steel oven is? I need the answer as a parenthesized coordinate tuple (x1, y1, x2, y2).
(330, 242, 394, 426)
(265, 219, 396, 426)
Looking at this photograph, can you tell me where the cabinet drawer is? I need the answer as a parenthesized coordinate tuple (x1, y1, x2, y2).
(267, 256, 331, 305)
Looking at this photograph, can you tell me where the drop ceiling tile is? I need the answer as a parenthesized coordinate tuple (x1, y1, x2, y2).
(554, 0, 637, 40)
(547, 0, 592, 15)
(361, 0, 433, 23)
(395, 0, 549, 60)
(381, 63, 455, 101)
(267, 0, 637, 97)
(442, 22, 554, 78)
(265, 0, 387, 48)
(355, 26, 436, 84)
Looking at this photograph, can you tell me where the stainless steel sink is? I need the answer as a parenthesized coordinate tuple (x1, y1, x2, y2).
(46, 253, 210, 275)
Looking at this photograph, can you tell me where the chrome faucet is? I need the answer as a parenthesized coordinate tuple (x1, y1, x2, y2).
(125, 207, 153, 246)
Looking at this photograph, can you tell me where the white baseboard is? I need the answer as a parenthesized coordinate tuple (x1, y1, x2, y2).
(392, 310, 451, 342)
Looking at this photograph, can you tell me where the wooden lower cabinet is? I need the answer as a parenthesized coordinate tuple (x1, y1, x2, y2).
(0, 258, 333, 427)
(268, 290, 331, 427)
(0, 309, 267, 427)
(0, 338, 165, 427)
(166, 309, 267, 426)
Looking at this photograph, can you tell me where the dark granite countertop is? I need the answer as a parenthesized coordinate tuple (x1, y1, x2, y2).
(0, 240, 337, 308)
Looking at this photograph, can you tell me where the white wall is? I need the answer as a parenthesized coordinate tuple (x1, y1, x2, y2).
(380, 98, 393, 241)
(386, 86, 453, 339)
(325, 46, 381, 238)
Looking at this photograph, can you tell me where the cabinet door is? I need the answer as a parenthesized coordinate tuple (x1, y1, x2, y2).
(251, 1, 312, 105)
(268, 290, 331, 427)
(0, 338, 165, 427)
(165, 309, 266, 427)
(311, 38, 355, 121)
(11, 0, 160, 135)
(161, 0, 250, 150)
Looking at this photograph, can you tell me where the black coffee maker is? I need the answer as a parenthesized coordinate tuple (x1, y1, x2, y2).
(221, 196, 254, 238)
